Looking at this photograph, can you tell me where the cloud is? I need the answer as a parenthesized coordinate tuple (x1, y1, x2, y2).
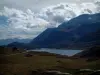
(0, 1, 100, 39)
(0, 0, 96, 11)
(0, 7, 49, 39)
(39, 2, 99, 26)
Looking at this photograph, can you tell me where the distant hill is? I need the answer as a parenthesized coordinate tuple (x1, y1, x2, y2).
(73, 45, 100, 58)
(0, 38, 31, 46)
(7, 42, 27, 49)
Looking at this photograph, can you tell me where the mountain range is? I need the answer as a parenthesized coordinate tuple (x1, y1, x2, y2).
(7, 13, 100, 49)
(0, 39, 31, 46)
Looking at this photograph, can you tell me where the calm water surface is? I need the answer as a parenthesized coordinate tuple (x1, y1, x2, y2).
(29, 49, 83, 56)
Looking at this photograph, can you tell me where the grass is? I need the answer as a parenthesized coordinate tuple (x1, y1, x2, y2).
(0, 48, 100, 75)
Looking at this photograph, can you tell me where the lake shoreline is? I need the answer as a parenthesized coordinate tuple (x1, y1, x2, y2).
(27, 49, 83, 56)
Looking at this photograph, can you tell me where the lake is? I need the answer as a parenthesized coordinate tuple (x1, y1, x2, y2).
(28, 49, 82, 56)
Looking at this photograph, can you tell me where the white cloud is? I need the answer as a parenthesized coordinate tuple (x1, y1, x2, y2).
(40, 2, 99, 25)
(0, 7, 49, 39)
(0, 1, 100, 39)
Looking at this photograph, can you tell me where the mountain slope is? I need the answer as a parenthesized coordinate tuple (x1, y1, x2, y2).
(0, 39, 31, 46)
(58, 13, 100, 29)
(7, 13, 100, 49)
(7, 42, 27, 48)
(67, 29, 100, 49)
(73, 45, 100, 58)
(30, 13, 100, 49)
(30, 28, 75, 48)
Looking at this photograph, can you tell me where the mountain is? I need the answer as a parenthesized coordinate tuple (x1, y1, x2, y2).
(58, 13, 100, 29)
(30, 28, 75, 48)
(29, 13, 100, 49)
(73, 45, 100, 58)
(0, 39, 32, 46)
(6, 13, 100, 49)
(7, 42, 28, 49)
(67, 30, 100, 49)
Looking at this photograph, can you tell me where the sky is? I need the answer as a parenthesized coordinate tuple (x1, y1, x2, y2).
(0, 0, 97, 11)
(0, 0, 100, 39)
